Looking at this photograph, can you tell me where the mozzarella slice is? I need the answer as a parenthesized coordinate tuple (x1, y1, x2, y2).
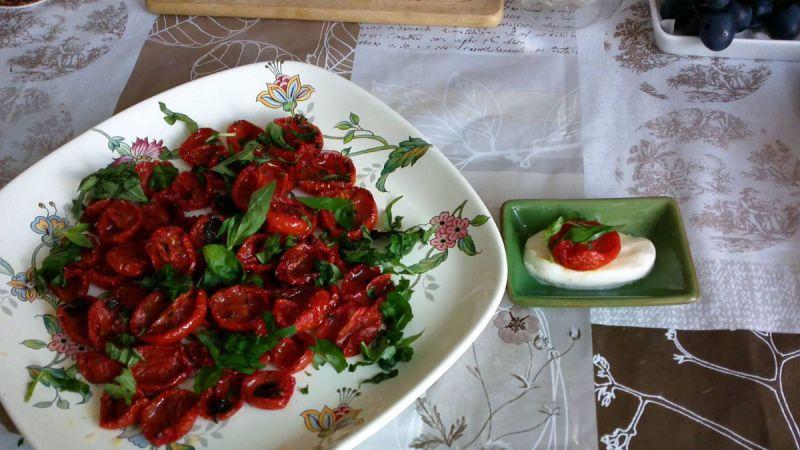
(523, 230, 656, 290)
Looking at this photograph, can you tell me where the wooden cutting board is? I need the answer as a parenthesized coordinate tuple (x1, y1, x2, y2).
(145, 0, 505, 27)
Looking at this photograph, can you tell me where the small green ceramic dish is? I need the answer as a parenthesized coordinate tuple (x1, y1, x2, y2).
(501, 197, 699, 307)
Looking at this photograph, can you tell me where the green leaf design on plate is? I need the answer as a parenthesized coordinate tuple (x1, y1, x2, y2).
(457, 235, 479, 255)
(471, 215, 490, 226)
(0, 257, 14, 277)
(407, 251, 448, 274)
(20, 339, 47, 350)
(376, 137, 431, 193)
(41, 314, 59, 335)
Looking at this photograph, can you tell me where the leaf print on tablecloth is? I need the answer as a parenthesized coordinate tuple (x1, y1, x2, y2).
(611, 2, 679, 74)
(626, 139, 732, 201)
(666, 59, 771, 103)
(191, 40, 299, 80)
(744, 140, 800, 193)
(0, 11, 63, 48)
(691, 188, 800, 252)
(0, 156, 20, 188)
(12, 110, 74, 160)
(305, 22, 357, 78)
(410, 398, 466, 449)
(0, 87, 50, 123)
(8, 36, 110, 81)
(75, 2, 127, 39)
(641, 108, 751, 149)
(54, 0, 101, 10)
(639, 82, 667, 99)
(148, 16, 259, 48)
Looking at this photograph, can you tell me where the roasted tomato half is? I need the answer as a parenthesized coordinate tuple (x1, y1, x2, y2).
(266, 197, 317, 239)
(293, 151, 356, 195)
(99, 392, 149, 429)
(548, 221, 621, 271)
(269, 333, 315, 373)
(209, 285, 270, 332)
(105, 241, 150, 278)
(132, 345, 192, 393)
(241, 371, 296, 410)
(226, 119, 264, 154)
(267, 115, 323, 163)
(140, 389, 199, 446)
(179, 128, 227, 168)
(145, 226, 196, 274)
(198, 371, 245, 422)
(275, 241, 341, 286)
(95, 200, 142, 245)
(57, 295, 96, 346)
(318, 187, 378, 240)
(231, 162, 295, 211)
(130, 290, 207, 345)
(76, 350, 122, 383)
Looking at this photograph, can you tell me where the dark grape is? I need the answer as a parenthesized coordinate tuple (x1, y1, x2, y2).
(699, 10, 737, 50)
(729, 0, 753, 31)
(751, 0, 773, 20)
(707, 0, 731, 10)
(769, 3, 800, 39)
(676, 13, 702, 34)
(661, 0, 689, 19)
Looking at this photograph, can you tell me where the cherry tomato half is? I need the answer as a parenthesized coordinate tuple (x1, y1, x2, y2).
(48, 264, 89, 304)
(266, 197, 317, 239)
(179, 128, 227, 168)
(320, 303, 382, 357)
(549, 222, 621, 271)
(269, 333, 315, 373)
(209, 285, 270, 332)
(132, 345, 191, 393)
(168, 172, 214, 212)
(188, 214, 223, 249)
(95, 200, 142, 245)
(198, 370, 244, 422)
(293, 151, 356, 195)
(111, 283, 149, 311)
(236, 234, 278, 273)
(136, 161, 175, 198)
(76, 350, 122, 383)
(140, 389, 199, 446)
(275, 241, 333, 286)
(145, 226, 196, 274)
(99, 392, 149, 429)
(226, 120, 264, 154)
(267, 116, 322, 163)
(341, 265, 381, 305)
(105, 241, 150, 278)
(89, 260, 126, 290)
(130, 290, 207, 345)
(318, 187, 377, 241)
(241, 371, 295, 410)
(231, 163, 295, 211)
(57, 295, 96, 346)
(87, 299, 127, 349)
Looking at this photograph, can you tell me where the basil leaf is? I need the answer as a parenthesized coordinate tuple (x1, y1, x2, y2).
(262, 311, 296, 340)
(211, 141, 262, 177)
(104, 367, 137, 406)
(225, 181, 276, 248)
(543, 216, 565, 243)
(563, 224, 615, 244)
(76, 163, 147, 205)
(296, 196, 352, 211)
(333, 205, 357, 230)
(255, 234, 282, 264)
(262, 122, 294, 150)
(56, 223, 93, 248)
(379, 279, 413, 330)
(299, 385, 309, 394)
(149, 164, 178, 191)
(360, 368, 399, 386)
(310, 339, 347, 373)
(201, 244, 244, 288)
(158, 102, 198, 133)
(158, 148, 180, 160)
(193, 367, 223, 394)
(104, 342, 143, 367)
(138, 264, 192, 300)
(34, 240, 83, 290)
(314, 260, 343, 287)
(385, 196, 404, 231)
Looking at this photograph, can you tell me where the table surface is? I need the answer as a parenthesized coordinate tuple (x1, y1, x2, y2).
(0, 1, 798, 449)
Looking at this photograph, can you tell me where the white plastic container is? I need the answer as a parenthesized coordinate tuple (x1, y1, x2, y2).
(649, 0, 800, 61)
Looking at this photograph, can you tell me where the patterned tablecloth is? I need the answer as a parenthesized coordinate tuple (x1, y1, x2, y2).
(0, 0, 798, 449)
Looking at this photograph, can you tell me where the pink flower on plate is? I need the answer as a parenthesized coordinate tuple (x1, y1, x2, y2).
(430, 234, 456, 252)
(429, 211, 455, 229)
(444, 217, 470, 240)
(47, 332, 78, 356)
(114, 137, 165, 164)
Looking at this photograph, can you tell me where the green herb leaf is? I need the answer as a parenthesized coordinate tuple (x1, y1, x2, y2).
(243, 273, 264, 287)
(255, 234, 282, 264)
(543, 216, 565, 242)
(33, 240, 83, 290)
(310, 339, 347, 373)
(104, 367, 137, 405)
(193, 366, 223, 393)
(296, 196, 352, 211)
(138, 264, 192, 300)
(104, 342, 143, 367)
(299, 385, 309, 394)
(360, 368, 398, 386)
(211, 141, 262, 177)
(149, 164, 178, 191)
(158, 148, 180, 160)
(201, 245, 244, 289)
(385, 196, 404, 231)
(376, 137, 431, 192)
(563, 223, 616, 244)
(76, 162, 148, 207)
(314, 260, 343, 287)
(263, 122, 294, 150)
(379, 279, 414, 330)
(159, 102, 198, 133)
(56, 223, 93, 248)
(224, 181, 276, 248)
